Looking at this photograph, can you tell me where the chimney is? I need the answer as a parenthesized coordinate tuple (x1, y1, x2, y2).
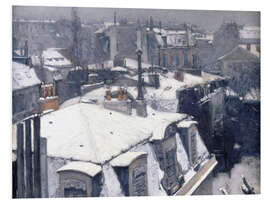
(117, 87, 123, 101)
(162, 35, 167, 48)
(123, 87, 128, 101)
(114, 11, 117, 26)
(136, 49, 144, 100)
(105, 85, 111, 101)
(186, 24, 192, 47)
(149, 16, 154, 31)
(136, 49, 147, 117)
(159, 21, 162, 34)
(24, 40, 28, 57)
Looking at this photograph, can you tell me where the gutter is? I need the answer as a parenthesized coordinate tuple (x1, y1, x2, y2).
(175, 155, 218, 195)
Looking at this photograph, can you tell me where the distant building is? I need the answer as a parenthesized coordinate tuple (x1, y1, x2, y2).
(239, 26, 260, 57)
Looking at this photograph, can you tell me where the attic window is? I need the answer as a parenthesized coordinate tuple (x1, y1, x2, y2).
(57, 162, 102, 197)
(111, 152, 148, 196)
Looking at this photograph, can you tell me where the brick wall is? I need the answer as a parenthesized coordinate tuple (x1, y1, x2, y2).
(40, 98, 59, 112)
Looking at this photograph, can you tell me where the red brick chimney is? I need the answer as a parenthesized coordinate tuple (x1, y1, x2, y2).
(105, 85, 111, 101)
(40, 83, 59, 112)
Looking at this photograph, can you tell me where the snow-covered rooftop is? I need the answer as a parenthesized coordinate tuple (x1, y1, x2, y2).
(110, 152, 147, 167)
(41, 103, 187, 164)
(57, 161, 102, 177)
(12, 62, 41, 90)
(177, 120, 198, 128)
(124, 58, 151, 70)
(81, 71, 222, 107)
(111, 66, 128, 72)
(42, 48, 71, 67)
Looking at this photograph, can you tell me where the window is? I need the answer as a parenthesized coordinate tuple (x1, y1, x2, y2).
(111, 152, 148, 196)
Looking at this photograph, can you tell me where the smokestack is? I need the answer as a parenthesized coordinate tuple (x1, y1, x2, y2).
(186, 24, 192, 47)
(114, 11, 117, 25)
(149, 16, 154, 31)
(162, 35, 167, 48)
(136, 49, 144, 100)
(136, 49, 147, 117)
(24, 40, 28, 57)
(105, 85, 111, 101)
(118, 87, 123, 101)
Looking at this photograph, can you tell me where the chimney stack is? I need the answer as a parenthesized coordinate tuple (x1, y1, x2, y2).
(24, 40, 28, 57)
(117, 87, 123, 101)
(114, 11, 117, 25)
(105, 85, 111, 101)
(149, 16, 154, 31)
(162, 35, 167, 48)
(136, 49, 144, 100)
(136, 49, 147, 117)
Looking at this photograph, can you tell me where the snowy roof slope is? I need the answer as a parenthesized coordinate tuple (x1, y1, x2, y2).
(110, 152, 147, 167)
(57, 161, 102, 177)
(12, 62, 41, 90)
(41, 103, 187, 164)
(42, 48, 72, 67)
(125, 58, 151, 70)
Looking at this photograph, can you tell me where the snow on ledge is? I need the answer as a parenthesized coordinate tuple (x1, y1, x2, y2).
(110, 152, 147, 167)
(177, 120, 198, 128)
(57, 161, 102, 177)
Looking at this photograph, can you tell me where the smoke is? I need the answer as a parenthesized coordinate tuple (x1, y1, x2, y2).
(212, 156, 260, 195)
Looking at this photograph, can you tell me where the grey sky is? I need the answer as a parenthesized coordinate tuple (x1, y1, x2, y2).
(13, 6, 260, 31)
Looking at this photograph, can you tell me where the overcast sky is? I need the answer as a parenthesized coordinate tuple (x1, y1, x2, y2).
(13, 6, 260, 31)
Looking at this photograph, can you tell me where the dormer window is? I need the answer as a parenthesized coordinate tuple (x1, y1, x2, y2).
(57, 161, 102, 197)
(111, 152, 148, 196)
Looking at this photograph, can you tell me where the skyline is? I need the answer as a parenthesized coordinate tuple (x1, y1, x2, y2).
(13, 6, 260, 31)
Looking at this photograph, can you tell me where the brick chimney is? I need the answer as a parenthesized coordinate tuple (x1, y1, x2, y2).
(123, 87, 128, 101)
(105, 85, 111, 101)
(40, 83, 59, 112)
(117, 87, 123, 101)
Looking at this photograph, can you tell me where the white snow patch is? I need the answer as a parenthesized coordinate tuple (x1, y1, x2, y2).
(12, 62, 41, 90)
(42, 48, 71, 67)
(41, 103, 186, 164)
(110, 152, 147, 167)
(175, 134, 190, 172)
(100, 163, 125, 197)
(57, 161, 102, 177)
(177, 120, 198, 128)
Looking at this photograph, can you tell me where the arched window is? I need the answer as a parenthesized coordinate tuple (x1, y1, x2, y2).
(57, 162, 102, 197)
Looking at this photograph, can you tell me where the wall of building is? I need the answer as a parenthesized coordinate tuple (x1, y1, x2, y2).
(159, 48, 193, 68)
(177, 80, 227, 154)
(12, 84, 41, 123)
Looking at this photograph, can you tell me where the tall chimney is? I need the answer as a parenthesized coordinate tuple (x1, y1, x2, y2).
(24, 40, 28, 57)
(149, 16, 154, 31)
(136, 49, 147, 117)
(136, 49, 144, 100)
(186, 24, 192, 47)
(114, 11, 117, 25)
